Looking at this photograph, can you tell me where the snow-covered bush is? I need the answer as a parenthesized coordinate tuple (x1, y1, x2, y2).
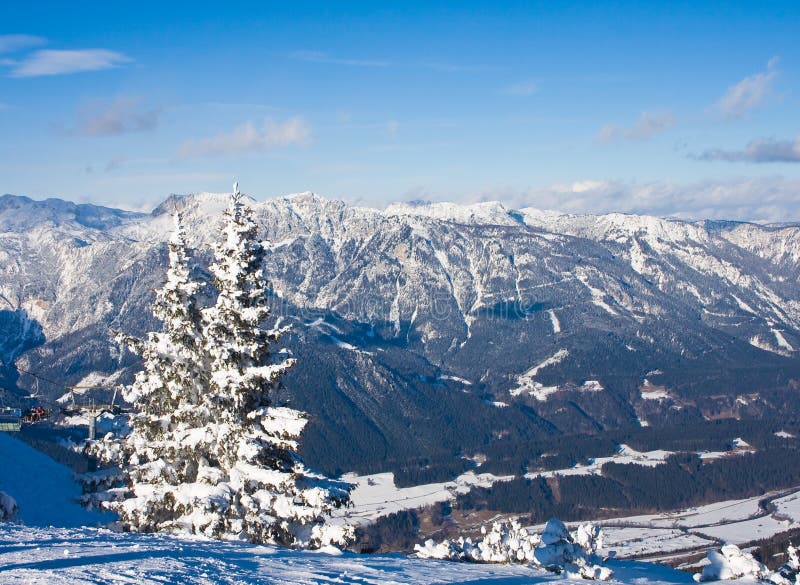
(414, 518, 611, 580)
(85, 431, 124, 466)
(0, 491, 18, 521)
(535, 519, 610, 579)
(695, 544, 770, 582)
(87, 194, 353, 547)
(415, 519, 540, 563)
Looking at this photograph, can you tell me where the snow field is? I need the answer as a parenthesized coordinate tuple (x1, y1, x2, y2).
(0, 524, 699, 585)
(334, 471, 513, 523)
(558, 487, 800, 557)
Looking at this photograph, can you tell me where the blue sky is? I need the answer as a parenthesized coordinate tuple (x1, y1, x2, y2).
(1, 1, 799, 220)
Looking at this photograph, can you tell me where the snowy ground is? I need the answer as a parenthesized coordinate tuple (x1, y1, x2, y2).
(0, 432, 111, 528)
(605, 494, 764, 529)
(568, 488, 800, 558)
(334, 471, 513, 524)
(687, 489, 800, 545)
(0, 524, 698, 585)
(525, 441, 755, 480)
(598, 527, 712, 558)
(525, 444, 674, 479)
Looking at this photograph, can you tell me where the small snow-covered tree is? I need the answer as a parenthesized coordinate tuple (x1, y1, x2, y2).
(696, 544, 769, 582)
(96, 192, 351, 547)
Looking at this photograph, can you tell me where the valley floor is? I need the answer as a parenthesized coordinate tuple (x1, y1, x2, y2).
(597, 488, 800, 560)
(337, 467, 800, 560)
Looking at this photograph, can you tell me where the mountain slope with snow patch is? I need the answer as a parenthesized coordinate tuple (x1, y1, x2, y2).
(2, 193, 800, 475)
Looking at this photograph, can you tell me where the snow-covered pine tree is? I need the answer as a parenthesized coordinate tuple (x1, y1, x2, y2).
(89, 211, 207, 525)
(95, 191, 351, 547)
(196, 192, 351, 547)
(123, 209, 203, 425)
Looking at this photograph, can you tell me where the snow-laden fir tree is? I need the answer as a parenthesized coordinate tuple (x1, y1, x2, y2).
(103, 210, 208, 529)
(191, 192, 351, 546)
(93, 192, 352, 547)
(123, 210, 203, 428)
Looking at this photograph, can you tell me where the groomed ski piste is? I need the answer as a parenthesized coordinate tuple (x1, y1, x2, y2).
(0, 431, 775, 583)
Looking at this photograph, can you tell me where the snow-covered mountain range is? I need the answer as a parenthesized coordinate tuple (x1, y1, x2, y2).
(1, 192, 799, 473)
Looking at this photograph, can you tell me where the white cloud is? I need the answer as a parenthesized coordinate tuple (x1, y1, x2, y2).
(8, 49, 132, 77)
(715, 57, 779, 119)
(0, 34, 46, 54)
(694, 135, 800, 163)
(178, 117, 312, 158)
(74, 97, 160, 136)
(290, 50, 389, 67)
(503, 80, 539, 96)
(597, 110, 676, 143)
(562, 180, 608, 193)
(480, 176, 800, 222)
(264, 117, 313, 146)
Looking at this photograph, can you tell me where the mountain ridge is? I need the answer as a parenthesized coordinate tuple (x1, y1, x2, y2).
(1, 191, 799, 475)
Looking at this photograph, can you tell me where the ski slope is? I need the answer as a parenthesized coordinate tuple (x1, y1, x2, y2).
(0, 524, 698, 585)
(0, 432, 111, 527)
